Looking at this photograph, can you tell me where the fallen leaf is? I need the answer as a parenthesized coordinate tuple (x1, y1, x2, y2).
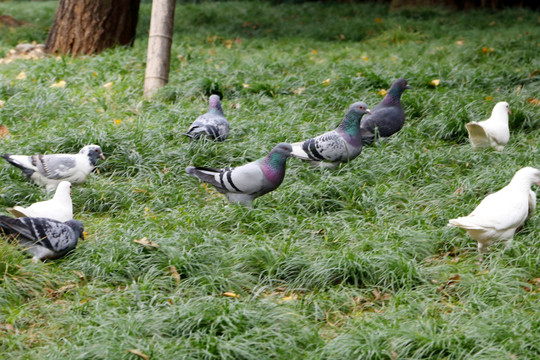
(126, 349, 150, 360)
(361, 55, 369, 61)
(222, 291, 240, 298)
(485, 96, 493, 101)
(375, 17, 383, 23)
(113, 119, 122, 125)
(430, 79, 440, 86)
(377, 89, 387, 96)
(455, 40, 464, 45)
(15, 72, 26, 80)
(0, 100, 5, 108)
(527, 98, 540, 106)
(311, 49, 318, 55)
(134, 237, 159, 248)
(322, 78, 331, 86)
(224, 40, 233, 49)
(515, 85, 522, 94)
(50, 80, 66, 88)
(167, 265, 181, 284)
(0, 124, 10, 138)
(482, 46, 494, 54)
(103, 81, 114, 90)
(73, 270, 85, 280)
(293, 87, 306, 95)
(242, 83, 251, 88)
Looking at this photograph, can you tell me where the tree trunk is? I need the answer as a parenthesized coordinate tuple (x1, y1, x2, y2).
(45, 0, 140, 56)
(143, 0, 176, 97)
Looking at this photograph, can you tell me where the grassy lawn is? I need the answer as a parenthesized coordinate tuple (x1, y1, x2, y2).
(0, 1, 539, 358)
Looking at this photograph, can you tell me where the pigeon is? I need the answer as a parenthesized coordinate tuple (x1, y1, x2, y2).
(448, 167, 540, 252)
(184, 94, 229, 141)
(465, 101, 511, 151)
(360, 78, 411, 145)
(290, 102, 371, 168)
(2, 145, 105, 192)
(186, 143, 293, 207)
(0, 215, 84, 261)
(7, 180, 73, 222)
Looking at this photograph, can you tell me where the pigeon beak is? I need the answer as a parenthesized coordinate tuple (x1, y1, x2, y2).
(366, 109, 372, 115)
(100, 154, 106, 160)
(405, 85, 412, 89)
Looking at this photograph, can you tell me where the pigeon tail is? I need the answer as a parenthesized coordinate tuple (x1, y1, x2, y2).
(7, 207, 28, 218)
(465, 122, 490, 149)
(2, 154, 34, 178)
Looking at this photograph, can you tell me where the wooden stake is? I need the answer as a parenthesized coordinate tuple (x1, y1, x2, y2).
(144, 0, 176, 97)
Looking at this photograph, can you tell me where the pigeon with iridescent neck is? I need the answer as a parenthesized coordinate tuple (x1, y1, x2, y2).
(290, 101, 371, 168)
(360, 78, 411, 144)
(184, 94, 230, 141)
(186, 143, 292, 207)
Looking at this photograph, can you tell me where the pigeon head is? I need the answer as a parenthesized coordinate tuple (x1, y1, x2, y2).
(384, 78, 411, 104)
(340, 101, 371, 134)
(80, 145, 105, 165)
(493, 101, 511, 115)
(65, 219, 85, 240)
(208, 94, 224, 113)
(513, 167, 540, 186)
(55, 181, 72, 198)
(262, 143, 292, 183)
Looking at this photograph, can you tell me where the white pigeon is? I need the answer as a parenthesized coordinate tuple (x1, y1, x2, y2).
(0, 215, 84, 262)
(7, 181, 73, 222)
(448, 167, 540, 252)
(2, 145, 105, 192)
(465, 101, 511, 151)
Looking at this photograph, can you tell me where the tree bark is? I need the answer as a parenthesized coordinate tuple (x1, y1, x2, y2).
(143, 0, 176, 97)
(45, 0, 140, 56)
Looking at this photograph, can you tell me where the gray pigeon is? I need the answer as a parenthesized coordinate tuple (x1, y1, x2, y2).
(186, 143, 293, 207)
(184, 95, 229, 141)
(2, 145, 105, 192)
(360, 78, 411, 145)
(290, 102, 371, 168)
(0, 215, 84, 261)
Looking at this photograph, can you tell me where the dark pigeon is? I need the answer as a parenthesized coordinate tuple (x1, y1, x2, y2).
(0, 215, 84, 261)
(290, 101, 371, 168)
(2, 145, 105, 192)
(186, 143, 292, 207)
(184, 95, 230, 141)
(360, 78, 411, 145)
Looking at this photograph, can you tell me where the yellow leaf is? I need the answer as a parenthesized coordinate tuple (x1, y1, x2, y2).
(126, 349, 150, 360)
(103, 81, 114, 89)
(50, 80, 66, 88)
(322, 78, 331, 86)
(82, 231, 88, 239)
(361, 55, 369, 61)
(224, 40, 233, 49)
(293, 87, 306, 95)
(455, 40, 464, 45)
(375, 17, 383, 23)
(242, 83, 251, 88)
(311, 49, 318, 55)
(527, 97, 540, 106)
(430, 79, 440, 86)
(0, 100, 4, 108)
(485, 96, 493, 101)
(167, 265, 181, 284)
(222, 291, 240, 298)
(377, 89, 387, 96)
(481, 46, 494, 54)
(15, 72, 26, 80)
(113, 119, 122, 125)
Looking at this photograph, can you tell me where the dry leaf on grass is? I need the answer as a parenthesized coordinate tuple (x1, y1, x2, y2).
(134, 237, 159, 248)
(126, 349, 150, 360)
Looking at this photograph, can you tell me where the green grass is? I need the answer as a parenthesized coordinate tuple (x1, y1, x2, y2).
(0, 1, 539, 359)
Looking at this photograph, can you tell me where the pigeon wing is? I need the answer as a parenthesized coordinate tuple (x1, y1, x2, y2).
(35, 154, 78, 179)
